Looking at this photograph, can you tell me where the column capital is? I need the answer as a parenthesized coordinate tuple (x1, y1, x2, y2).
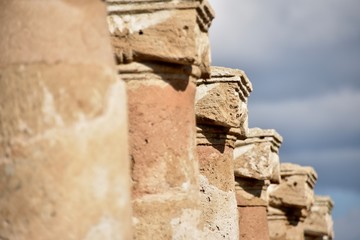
(195, 66, 253, 136)
(106, 0, 214, 76)
(304, 195, 334, 239)
(233, 128, 283, 182)
(268, 163, 318, 210)
(235, 179, 270, 207)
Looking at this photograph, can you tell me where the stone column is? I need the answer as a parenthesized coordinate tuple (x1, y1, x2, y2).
(195, 66, 253, 239)
(106, 1, 214, 239)
(0, 1, 131, 239)
(304, 196, 334, 240)
(233, 128, 283, 240)
(267, 163, 318, 240)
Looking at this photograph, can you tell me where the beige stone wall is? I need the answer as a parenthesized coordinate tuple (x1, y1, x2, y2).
(0, 1, 131, 239)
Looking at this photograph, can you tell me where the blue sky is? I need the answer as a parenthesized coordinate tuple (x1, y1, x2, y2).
(208, 1, 360, 239)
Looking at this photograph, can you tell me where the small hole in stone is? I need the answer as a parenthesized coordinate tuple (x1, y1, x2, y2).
(183, 25, 189, 30)
(139, 30, 143, 35)
(145, 139, 148, 144)
(293, 182, 297, 187)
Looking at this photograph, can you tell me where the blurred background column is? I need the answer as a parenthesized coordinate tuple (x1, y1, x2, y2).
(304, 195, 334, 240)
(267, 163, 317, 240)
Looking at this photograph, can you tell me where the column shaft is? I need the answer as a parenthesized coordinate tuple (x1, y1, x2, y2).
(0, 1, 131, 239)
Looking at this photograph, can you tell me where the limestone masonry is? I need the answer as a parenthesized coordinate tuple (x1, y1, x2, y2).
(0, 0, 334, 239)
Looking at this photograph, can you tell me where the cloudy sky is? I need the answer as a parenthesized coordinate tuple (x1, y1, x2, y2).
(208, 0, 360, 239)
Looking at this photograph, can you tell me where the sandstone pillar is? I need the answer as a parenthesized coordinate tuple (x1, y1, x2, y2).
(0, 1, 131, 239)
(233, 128, 283, 240)
(304, 196, 334, 240)
(106, 1, 214, 239)
(195, 66, 253, 239)
(267, 163, 318, 240)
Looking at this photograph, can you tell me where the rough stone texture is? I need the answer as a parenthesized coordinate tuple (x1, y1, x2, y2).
(268, 163, 318, 240)
(197, 128, 239, 239)
(195, 67, 253, 239)
(196, 66, 252, 134)
(235, 179, 270, 207)
(268, 163, 317, 209)
(0, 1, 132, 239)
(233, 127, 282, 240)
(268, 207, 306, 240)
(234, 128, 283, 183)
(119, 62, 202, 240)
(235, 179, 271, 239)
(106, 1, 214, 238)
(106, 0, 214, 77)
(304, 196, 334, 240)
(238, 207, 270, 240)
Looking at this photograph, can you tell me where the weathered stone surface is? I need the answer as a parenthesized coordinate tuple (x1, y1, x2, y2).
(238, 206, 270, 240)
(0, 1, 132, 239)
(196, 66, 252, 133)
(120, 63, 202, 239)
(235, 179, 270, 207)
(304, 196, 334, 240)
(106, 0, 214, 77)
(0, 1, 115, 67)
(268, 163, 317, 209)
(194, 66, 253, 239)
(234, 127, 282, 240)
(197, 126, 239, 240)
(234, 128, 283, 183)
(235, 177, 271, 240)
(267, 163, 318, 240)
(106, 0, 215, 238)
(268, 207, 306, 240)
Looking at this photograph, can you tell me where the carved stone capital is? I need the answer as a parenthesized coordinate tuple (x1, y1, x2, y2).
(304, 196, 334, 239)
(106, 0, 214, 76)
(233, 128, 283, 182)
(268, 163, 318, 210)
(235, 179, 270, 207)
(195, 66, 253, 136)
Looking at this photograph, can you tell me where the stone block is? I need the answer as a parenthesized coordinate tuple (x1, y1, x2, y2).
(235, 178, 269, 207)
(106, 0, 214, 77)
(304, 196, 334, 240)
(268, 207, 307, 240)
(197, 126, 239, 240)
(268, 163, 317, 210)
(196, 66, 252, 132)
(234, 128, 283, 183)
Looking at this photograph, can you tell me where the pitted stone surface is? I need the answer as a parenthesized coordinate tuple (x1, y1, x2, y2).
(234, 128, 283, 182)
(106, 0, 214, 76)
(268, 163, 317, 209)
(304, 196, 334, 239)
(0, 1, 132, 239)
(195, 66, 252, 133)
(267, 163, 318, 240)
